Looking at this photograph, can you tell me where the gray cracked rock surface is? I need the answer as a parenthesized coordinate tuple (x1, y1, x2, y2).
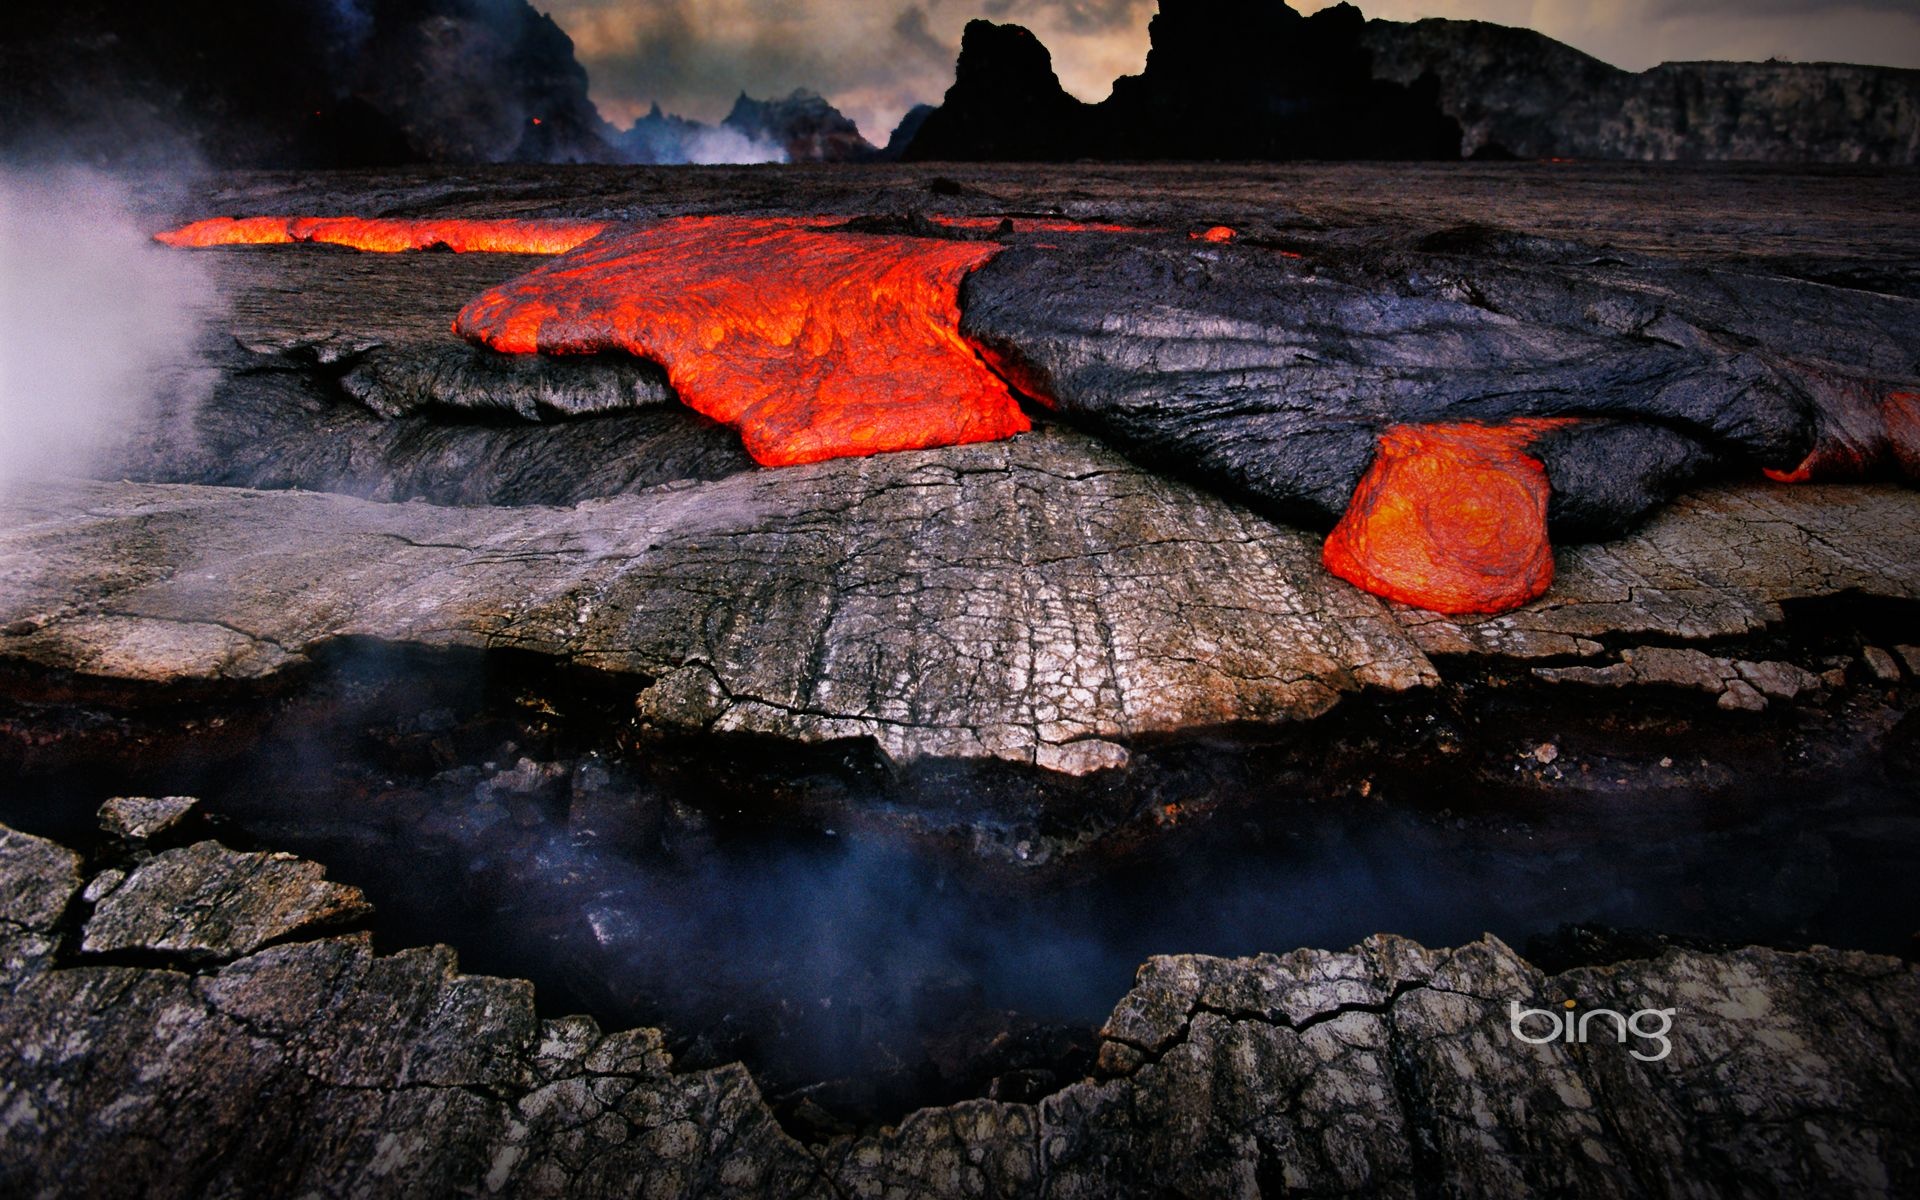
(4, 467, 1917, 770)
(0, 826, 82, 983)
(81, 841, 373, 962)
(97, 795, 199, 841)
(0, 427, 1433, 770)
(1533, 647, 1824, 712)
(2, 814, 1914, 1198)
(1399, 484, 1920, 658)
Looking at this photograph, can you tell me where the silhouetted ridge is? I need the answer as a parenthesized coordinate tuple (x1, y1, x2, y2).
(906, 1, 1461, 162)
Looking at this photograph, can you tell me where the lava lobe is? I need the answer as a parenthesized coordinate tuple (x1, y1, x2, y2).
(1322, 419, 1576, 614)
(454, 216, 1032, 466)
(155, 215, 610, 254)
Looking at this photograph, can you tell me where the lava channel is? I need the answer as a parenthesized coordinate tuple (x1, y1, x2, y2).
(454, 216, 1032, 466)
(155, 215, 611, 254)
(1323, 418, 1577, 615)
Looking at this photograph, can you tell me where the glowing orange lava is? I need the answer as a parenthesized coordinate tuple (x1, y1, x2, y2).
(1192, 226, 1237, 242)
(455, 216, 1032, 466)
(154, 216, 610, 255)
(1323, 419, 1576, 614)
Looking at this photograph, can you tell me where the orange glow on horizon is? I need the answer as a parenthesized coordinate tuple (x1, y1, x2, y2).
(154, 215, 612, 255)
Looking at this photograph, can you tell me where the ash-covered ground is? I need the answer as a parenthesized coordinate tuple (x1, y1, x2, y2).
(2, 163, 1918, 1193)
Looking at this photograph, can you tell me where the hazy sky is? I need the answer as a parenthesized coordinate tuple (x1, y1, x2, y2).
(545, 0, 1920, 142)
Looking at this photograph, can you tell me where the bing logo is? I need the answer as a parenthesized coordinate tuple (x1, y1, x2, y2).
(1509, 998, 1675, 1062)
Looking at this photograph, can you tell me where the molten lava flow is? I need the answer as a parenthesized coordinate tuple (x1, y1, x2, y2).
(155, 216, 610, 254)
(1764, 383, 1920, 484)
(1193, 226, 1237, 243)
(455, 216, 1031, 466)
(1322, 419, 1576, 615)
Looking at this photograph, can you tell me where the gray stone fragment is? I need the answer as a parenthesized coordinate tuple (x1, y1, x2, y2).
(1717, 678, 1768, 712)
(98, 795, 199, 840)
(0, 827, 82, 933)
(82, 870, 125, 903)
(1897, 645, 1920, 676)
(1863, 645, 1903, 682)
(0, 826, 83, 985)
(1734, 659, 1823, 701)
(82, 841, 372, 961)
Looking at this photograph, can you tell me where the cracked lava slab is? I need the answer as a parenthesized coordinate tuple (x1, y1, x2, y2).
(1324, 419, 1577, 614)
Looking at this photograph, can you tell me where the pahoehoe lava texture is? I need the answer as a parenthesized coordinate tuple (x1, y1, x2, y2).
(960, 227, 1918, 543)
(1322, 419, 1571, 613)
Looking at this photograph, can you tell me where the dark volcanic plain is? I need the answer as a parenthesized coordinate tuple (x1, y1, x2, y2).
(2, 162, 1918, 1197)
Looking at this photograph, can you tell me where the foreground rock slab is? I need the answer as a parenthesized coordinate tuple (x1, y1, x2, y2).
(81, 841, 372, 962)
(2, 814, 1914, 1198)
(0, 429, 1430, 771)
(6, 461, 1919, 771)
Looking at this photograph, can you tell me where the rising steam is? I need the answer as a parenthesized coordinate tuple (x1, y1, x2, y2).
(0, 170, 219, 488)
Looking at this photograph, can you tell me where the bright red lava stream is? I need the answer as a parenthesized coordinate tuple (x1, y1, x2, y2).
(453, 216, 1032, 466)
(155, 215, 612, 254)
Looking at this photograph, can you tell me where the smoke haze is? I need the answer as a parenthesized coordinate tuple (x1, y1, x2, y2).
(0, 170, 219, 489)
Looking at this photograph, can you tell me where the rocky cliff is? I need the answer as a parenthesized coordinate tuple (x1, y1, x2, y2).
(905, 2, 1460, 162)
(721, 89, 876, 163)
(1363, 16, 1920, 163)
(905, 2, 1920, 164)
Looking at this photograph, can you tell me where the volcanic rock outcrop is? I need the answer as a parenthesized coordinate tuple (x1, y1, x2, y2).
(5, 469, 1917, 773)
(904, 1, 1919, 165)
(614, 90, 877, 166)
(720, 89, 877, 163)
(15, 165, 1909, 764)
(960, 222, 1918, 557)
(145, 166, 1920, 613)
(1364, 16, 1920, 163)
(0, 0, 615, 166)
(3, 810, 1916, 1197)
(905, 2, 1462, 162)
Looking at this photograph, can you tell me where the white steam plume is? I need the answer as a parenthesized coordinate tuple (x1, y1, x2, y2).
(0, 169, 220, 488)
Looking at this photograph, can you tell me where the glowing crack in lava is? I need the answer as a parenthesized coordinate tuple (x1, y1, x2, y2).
(1323, 419, 1577, 615)
(155, 215, 610, 254)
(1766, 387, 1920, 484)
(454, 216, 1031, 466)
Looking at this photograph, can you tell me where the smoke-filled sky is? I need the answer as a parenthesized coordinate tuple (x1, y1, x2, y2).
(547, 0, 1920, 142)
